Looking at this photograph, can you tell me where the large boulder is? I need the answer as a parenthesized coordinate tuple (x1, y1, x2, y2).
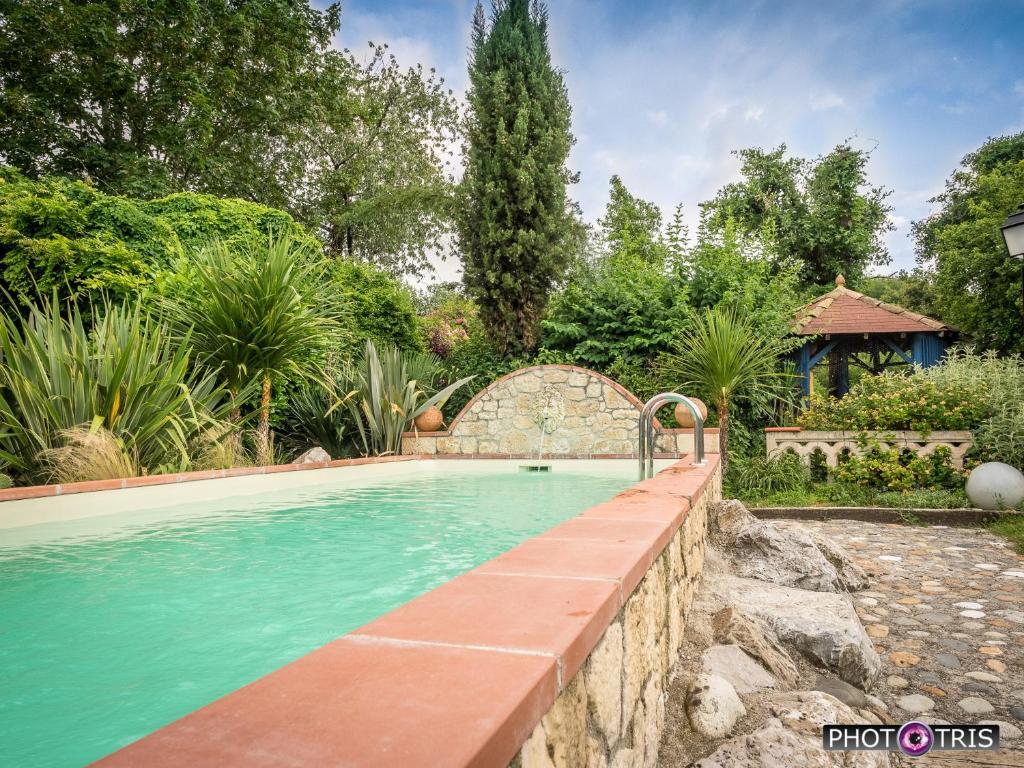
(712, 502, 866, 593)
(686, 674, 747, 739)
(809, 532, 869, 592)
(693, 691, 890, 768)
(732, 520, 844, 593)
(296, 446, 331, 464)
(711, 607, 800, 689)
(707, 576, 881, 691)
(711, 500, 757, 543)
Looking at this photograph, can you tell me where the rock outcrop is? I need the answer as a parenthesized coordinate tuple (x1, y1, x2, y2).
(707, 575, 882, 690)
(711, 607, 800, 689)
(701, 645, 777, 693)
(710, 501, 866, 594)
(692, 691, 890, 768)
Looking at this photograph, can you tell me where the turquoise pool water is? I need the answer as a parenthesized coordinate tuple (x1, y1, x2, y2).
(0, 465, 637, 767)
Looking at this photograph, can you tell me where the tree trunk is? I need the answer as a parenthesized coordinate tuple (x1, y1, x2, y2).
(256, 375, 273, 466)
(718, 395, 730, 476)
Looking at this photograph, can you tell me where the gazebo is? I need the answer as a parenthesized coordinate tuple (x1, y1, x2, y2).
(792, 275, 957, 398)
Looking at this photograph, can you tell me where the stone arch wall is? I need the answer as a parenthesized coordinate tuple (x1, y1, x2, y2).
(402, 365, 718, 457)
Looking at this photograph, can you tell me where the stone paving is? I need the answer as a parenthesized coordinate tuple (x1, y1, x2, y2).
(779, 519, 1024, 752)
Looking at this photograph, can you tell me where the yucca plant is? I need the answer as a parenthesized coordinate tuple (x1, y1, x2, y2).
(660, 306, 795, 473)
(339, 340, 473, 456)
(162, 234, 348, 464)
(0, 297, 232, 482)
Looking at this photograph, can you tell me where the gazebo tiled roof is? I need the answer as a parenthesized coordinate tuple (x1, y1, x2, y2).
(792, 275, 955, 336)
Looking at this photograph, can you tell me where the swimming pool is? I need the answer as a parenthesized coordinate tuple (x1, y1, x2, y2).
(0, 460, 650, 767)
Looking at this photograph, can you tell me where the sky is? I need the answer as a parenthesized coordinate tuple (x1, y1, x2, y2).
(318, 0, 1024, 283)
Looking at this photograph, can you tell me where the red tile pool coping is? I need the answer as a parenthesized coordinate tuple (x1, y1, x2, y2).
(90, 453, 720, 768)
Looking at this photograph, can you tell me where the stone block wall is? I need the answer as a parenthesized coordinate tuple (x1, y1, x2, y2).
(513, 466, 722, 768)
(403, 365, 719, 458)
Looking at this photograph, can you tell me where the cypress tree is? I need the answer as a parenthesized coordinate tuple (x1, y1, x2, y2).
(460, 0, 577, 356)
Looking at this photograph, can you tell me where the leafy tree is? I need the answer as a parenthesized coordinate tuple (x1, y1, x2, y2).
(293, 44, 460, 277)
(0, 0, 338, 202)
(660, 306, 796, 473)
(703, 143, 893, 288)
(161, 235, 348, 464)
(459, 0, 578, 355)
(913, 132, 1024, 353)
(543, 176, 688, 367)
(859, 270, 941, 320)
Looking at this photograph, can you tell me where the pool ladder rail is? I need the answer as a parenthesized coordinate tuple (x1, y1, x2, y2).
(638, 393, 706, 480)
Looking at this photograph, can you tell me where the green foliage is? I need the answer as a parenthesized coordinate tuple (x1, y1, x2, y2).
(988, 514, 1024, 552)
(299, 45, 460, 276)
(834, 445, 965, 493)
(162, 235, 347, 398)
(728, 452, 809, 496)
(0, 169, 162, 310)
(0, 472, 11, 489)
(161, 235, 348, 461)
(460, 0, 578, 354)
(339, 341, 473, 456)
(280, 381, 350, 460)
(797, 370, 985, 432)
(703, 143, 893, 288)
(543, 177, 690, 367)
(0, 0, 339, 202)
(859, 270, 940, 320)
(331, 259, 421, 352)
(660, 306, 798, 471)
(914, 132, 1024, 353)
(0, 169, 316, 313)
(920, 348, 1024, 468)
(0, 298, 232, 482)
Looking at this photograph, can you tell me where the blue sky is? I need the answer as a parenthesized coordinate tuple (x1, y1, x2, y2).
(319, 0, 1024, 282)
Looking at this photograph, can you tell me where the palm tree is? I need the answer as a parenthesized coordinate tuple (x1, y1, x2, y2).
(163, 234, 347, 465)
(660, 306, 793, 473)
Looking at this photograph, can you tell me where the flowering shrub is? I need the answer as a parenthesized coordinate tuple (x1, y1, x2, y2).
(796, 370, 986, 433)
(834, 445, 965, 492)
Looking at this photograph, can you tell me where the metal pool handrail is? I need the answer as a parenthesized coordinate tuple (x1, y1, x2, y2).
(638, 392, 706, 480)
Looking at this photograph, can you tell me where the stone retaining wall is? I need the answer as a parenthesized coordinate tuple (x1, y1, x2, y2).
(765, 427, 973, 469)
(514, 460, 721, 768)
(404, 364, 719, 458)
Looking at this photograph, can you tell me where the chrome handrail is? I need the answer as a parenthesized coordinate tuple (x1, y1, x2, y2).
(638, 392, 706, 479)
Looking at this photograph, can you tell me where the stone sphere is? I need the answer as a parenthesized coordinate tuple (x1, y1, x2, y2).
(965, 462, 1024, 510)
(674, 398, 708, 428)
(413, 406, 444, 432)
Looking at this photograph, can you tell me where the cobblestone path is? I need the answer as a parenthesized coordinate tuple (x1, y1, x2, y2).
(782, 520, 1024, 759)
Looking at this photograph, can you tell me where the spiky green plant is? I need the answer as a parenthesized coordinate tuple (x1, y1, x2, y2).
(660, 306, 795, 473)
(339, 340, 473, 456)
(0, 298, 232, 482)
(162, 234, 349, 464)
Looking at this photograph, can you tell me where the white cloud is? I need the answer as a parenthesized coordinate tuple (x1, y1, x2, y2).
(810, 92, 846, 111)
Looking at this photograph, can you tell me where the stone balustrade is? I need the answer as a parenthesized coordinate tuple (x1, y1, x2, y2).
(765, 427, 974, 469)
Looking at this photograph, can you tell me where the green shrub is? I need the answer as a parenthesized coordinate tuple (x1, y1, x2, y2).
(0, 297, 233, 482)
(728, 451, 809, 496)
(0, 471, 12, 489)
(0, 168, 316, 313)
(920, 348, 1024, 468)
(332, 259, 421, 352)
(833, 444, 965, 492)
(797, 369, 984, 432)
